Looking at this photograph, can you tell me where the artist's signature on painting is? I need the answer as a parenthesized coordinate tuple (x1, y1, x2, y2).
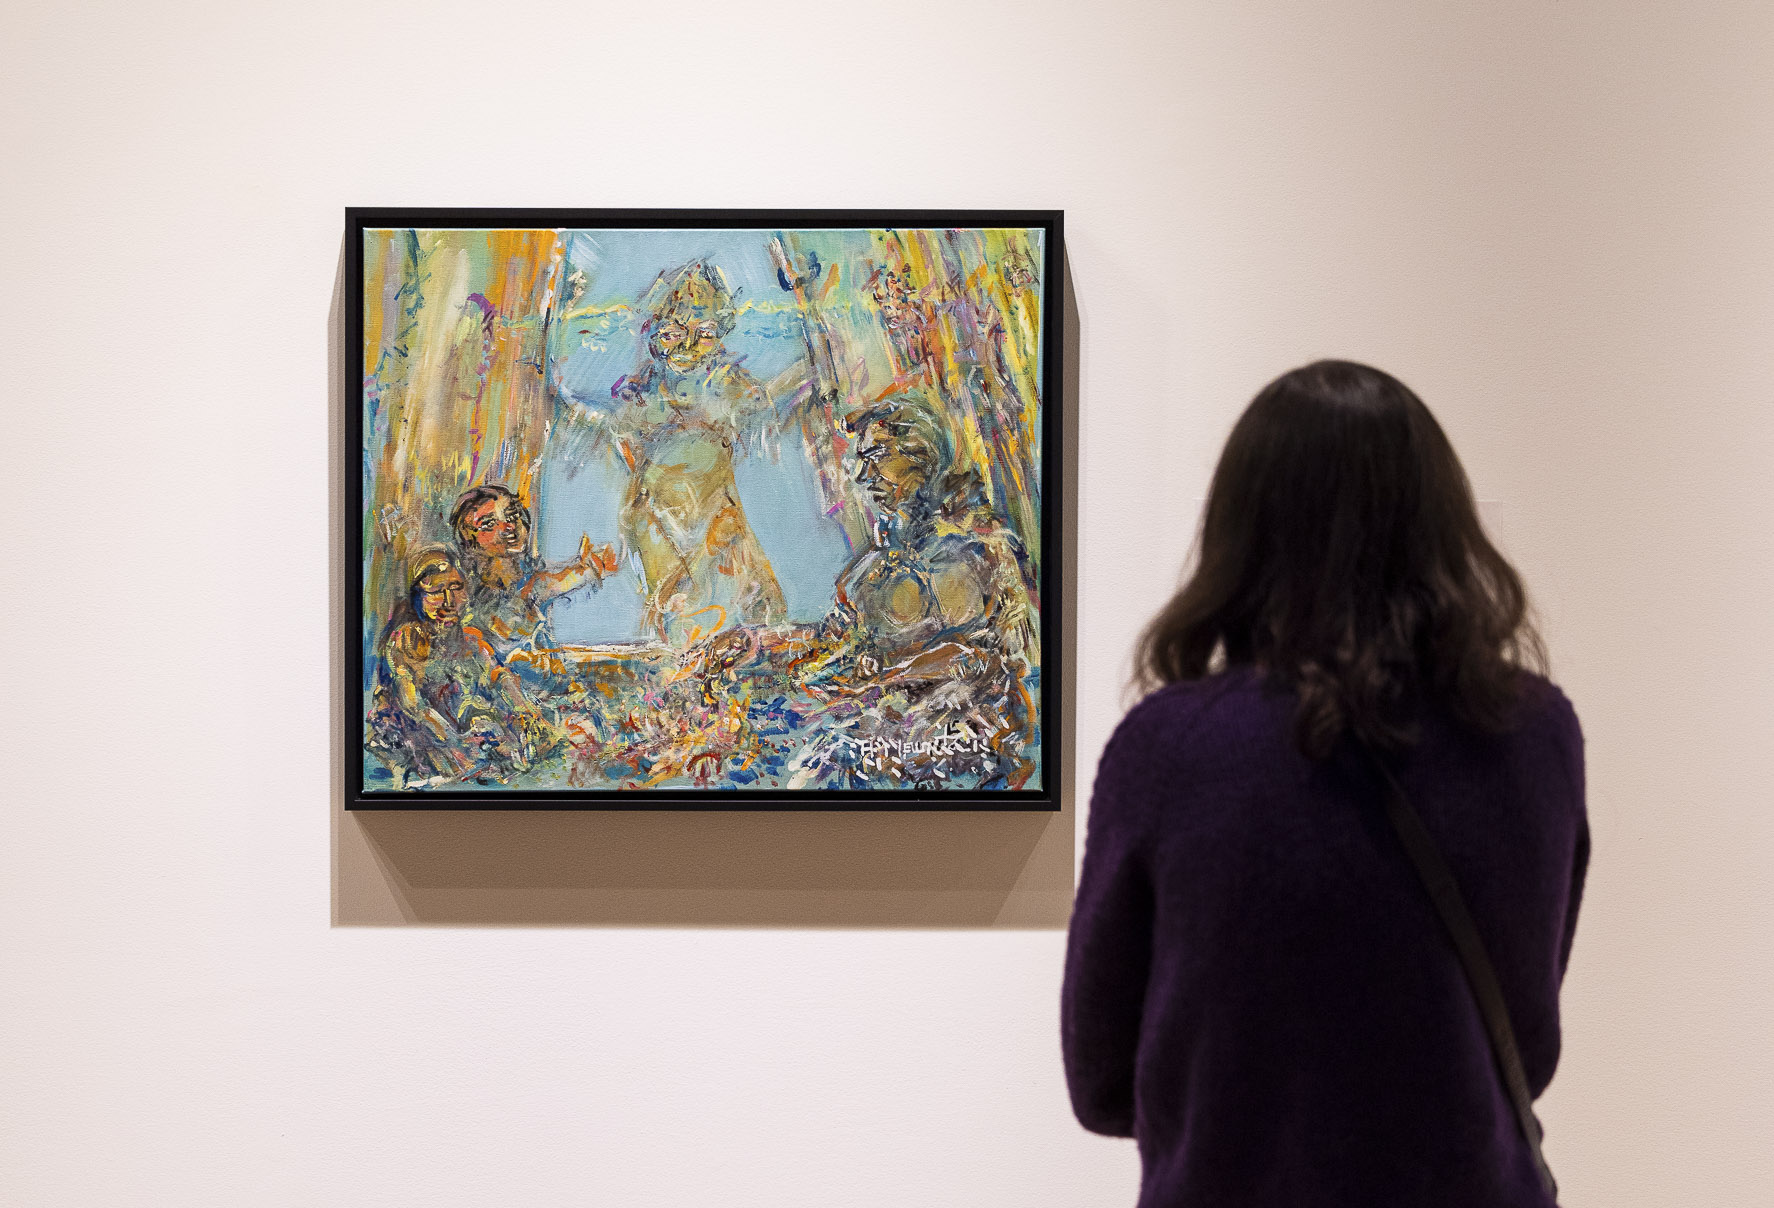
(844, 724, 1001, 775)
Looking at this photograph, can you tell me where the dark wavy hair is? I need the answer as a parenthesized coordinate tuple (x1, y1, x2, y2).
(1136, 360, 1544, 758)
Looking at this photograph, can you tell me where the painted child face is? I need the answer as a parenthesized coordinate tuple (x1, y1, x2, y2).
(415, 567, 468, 627)
(462, 496, 530, 557)
(650, 308, 723, 372)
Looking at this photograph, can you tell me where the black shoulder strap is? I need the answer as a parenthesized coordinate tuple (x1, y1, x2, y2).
(1367, 751, 1559, 1202)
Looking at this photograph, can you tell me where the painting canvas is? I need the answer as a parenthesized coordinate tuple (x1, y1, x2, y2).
(346, 209, 1060, 807)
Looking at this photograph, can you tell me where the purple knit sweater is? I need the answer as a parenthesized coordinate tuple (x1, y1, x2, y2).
(1062, 669, 1587, 1207)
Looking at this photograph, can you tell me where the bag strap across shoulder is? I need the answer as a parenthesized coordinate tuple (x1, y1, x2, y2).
(1365, 750, 1559, 1203)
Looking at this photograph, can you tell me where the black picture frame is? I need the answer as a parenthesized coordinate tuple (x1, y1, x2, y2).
(345, 208, 1063, 810)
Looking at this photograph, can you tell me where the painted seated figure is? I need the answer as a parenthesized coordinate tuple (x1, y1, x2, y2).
(827, 387, 1037, 673)
(692, 387, 1041, 789)
(367, 548, 554, 786)
(601, 260, 789, 644)
(449, 483, 618, 664)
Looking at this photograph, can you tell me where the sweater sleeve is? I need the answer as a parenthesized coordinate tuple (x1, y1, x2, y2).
(1556, 701, 1590, 980)
(1061, 724, 1155, 1137)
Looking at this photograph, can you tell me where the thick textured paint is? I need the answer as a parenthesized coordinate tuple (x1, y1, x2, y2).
(361, 226, 1047, 794)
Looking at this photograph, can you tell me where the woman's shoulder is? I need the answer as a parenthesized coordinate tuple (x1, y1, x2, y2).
(1089, 672, 1291, 837)
(1494, 671, 1586, 799)
(1511, 670, 1581, 733)
(1112, 670, 1578, 750)
(1095, 670, 1292, 802)
(1111, 668, 1288, 753)
(1451, 671, 1584, 776)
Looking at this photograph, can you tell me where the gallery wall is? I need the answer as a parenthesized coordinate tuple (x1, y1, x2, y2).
(6, 1, 1771, 1204)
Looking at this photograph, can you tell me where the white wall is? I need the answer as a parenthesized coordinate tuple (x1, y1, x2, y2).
(6, 1, 1772, 1204)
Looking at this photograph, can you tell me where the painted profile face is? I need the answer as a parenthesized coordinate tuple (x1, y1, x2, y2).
(461, 495, 530, 557)
(855, 417, 932, 511)
(415, 566, 468, 627)
(650, 308, 724, 373)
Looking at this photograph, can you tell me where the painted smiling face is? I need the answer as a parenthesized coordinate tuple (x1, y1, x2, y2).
(460, 495, 530, 558)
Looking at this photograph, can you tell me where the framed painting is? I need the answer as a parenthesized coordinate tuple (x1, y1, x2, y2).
(345, 209, 1062, 808)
